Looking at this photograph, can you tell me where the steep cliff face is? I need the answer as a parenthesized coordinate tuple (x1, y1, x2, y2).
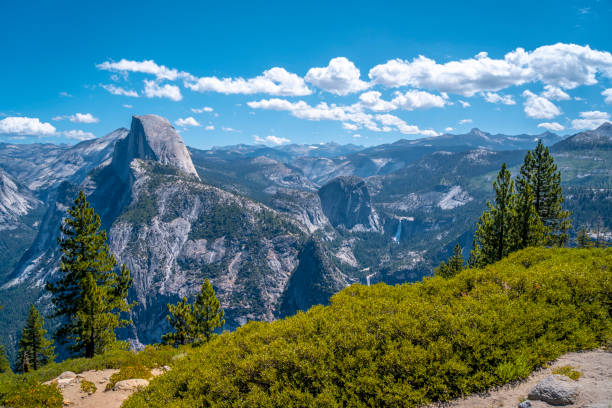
(318, 176, 380, 231)
(112, 115, 198, 182)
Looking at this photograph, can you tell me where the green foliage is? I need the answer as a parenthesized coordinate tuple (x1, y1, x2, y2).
(16, 304, 55, 372)
(46, 191, 134, 358)
(118, 193, 157, 225)
(435, 244, 464, 279)
(162, 297, 195, 346)
(192, 279, 225, 343)
(552, 365, 582, 380)
(0, 344, 10, 374)
(471, 164, 517, 267)
(105, 363, 152, 391)
(518, 140, 571, 246)
(124, 248, 612, 408)
(80, 378, 97, 394)
(576, 227, 594, 248)
(0, 375, 62, 408)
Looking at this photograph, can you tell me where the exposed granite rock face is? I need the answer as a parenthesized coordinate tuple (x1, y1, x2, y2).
(318, 176, 380, 231)
(0, 168, 40, 228)
(112, 115, 199, 181)
(528, 375, 580, 406)
(278, 239, 347, 317)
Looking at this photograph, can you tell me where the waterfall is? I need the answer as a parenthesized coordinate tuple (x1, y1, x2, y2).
(393, 219, 402, 243)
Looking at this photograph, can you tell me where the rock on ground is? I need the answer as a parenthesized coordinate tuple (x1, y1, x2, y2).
(527, 375, 579, 405)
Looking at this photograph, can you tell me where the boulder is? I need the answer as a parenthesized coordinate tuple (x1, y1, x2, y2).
(58, 371, 77, 379)
(113, 378, 150, 391)
(518, 401, 531, 408)
(527, 375, 579, 406)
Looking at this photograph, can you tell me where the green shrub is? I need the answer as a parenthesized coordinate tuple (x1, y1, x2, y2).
(0, 375, 62, 408)
(552, 365, 582, 380)
(106, 363, 152, 391)
(124, 248, 612, 408)
(80, 379, 97, 394)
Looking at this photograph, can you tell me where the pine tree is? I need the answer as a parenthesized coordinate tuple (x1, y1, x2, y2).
(16, 304, 55, 373)
(471, 164, 518, 267)
(0, 344, 10, 374)
(162, 297, 194, 346)
(517, 141, 571, 246)
(192, 279, 225, 343)
(576, 227, 593, 248)
(46, 191, 134, 358)
(514, 177, 545, 250)
(435, 244, 464, 279)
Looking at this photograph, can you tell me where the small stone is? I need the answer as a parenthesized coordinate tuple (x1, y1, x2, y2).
(518, 401, 531, 408)
(527, 375, 579, 406)
(113, 378, 150, 391)
(57, 377, 76, 387)
(161, 365, 171, 371)
(63, 399, 73, 406)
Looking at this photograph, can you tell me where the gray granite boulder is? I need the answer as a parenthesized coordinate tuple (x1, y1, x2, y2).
(527, 374, 579, 405)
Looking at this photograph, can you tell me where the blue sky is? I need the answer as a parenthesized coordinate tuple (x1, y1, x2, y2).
(1, 0, 611, 148)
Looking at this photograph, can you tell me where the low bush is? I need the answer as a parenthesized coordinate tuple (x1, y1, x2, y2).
(552, 365, 582, 380)
(80, 379, 97, 394)
(106, 363, 152, 391)
(124, 248, 612, 408)
(0, 375, 62, 408)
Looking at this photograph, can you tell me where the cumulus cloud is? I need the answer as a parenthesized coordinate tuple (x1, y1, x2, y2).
(445, 127, 454, 132)
(603, 88, 612, 104)
(191, 106, 214, 113)
(522, 90, 561, 119)
(64, 130, 96, 140)
(143, 80, 182, 101)
(123, 104, 133, 108)
(254, 135, 291, 145)
(185, 67, 311, 96)
(483, 92, 516, 105)
(174, 117, 201, 127)
(101, 84, 139, 97)
(368, 43, 612, 96)
(342, 122, 359, 131)
(305, 57, 369, 95)
(537, 122, 565, 131)
(97, 59, 181, 81)
(205, 125, 215, 131)
(571, 111, 611, 130)
(0, 116, 56, 136)
(391, 90, 447, 110)
(541, 85, 570, 101)
(375, 114, 438, 136)
(357, 91, 397, 112)
(459, 119, 473, 124)
(54, 113, 99, 123)
(458, 100, 471, 108)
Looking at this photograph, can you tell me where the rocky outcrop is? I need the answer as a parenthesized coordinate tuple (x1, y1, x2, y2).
(0, 168, 40, 228)
(553, 122, 612, 151)
(527, 375, 580, 405)
(112, 115, 198, 182)
(317, 176, 380, 231)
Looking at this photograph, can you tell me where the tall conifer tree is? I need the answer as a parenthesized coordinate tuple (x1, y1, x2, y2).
(514, 178, 545, 250)
(435, 244, 464, 278)
(192, 279, 225, 343)
(471, 164, 517, 267)
(0, 344, 9, 374)
(46, 191, 133, 358)
(16, 304, 55, 372)
(517, 141, 571, 246)
(162, 297, 194, 346)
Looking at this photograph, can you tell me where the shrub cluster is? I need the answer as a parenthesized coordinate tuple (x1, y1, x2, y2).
(106, 363, 152, 390)
(124, 248, 612, 408)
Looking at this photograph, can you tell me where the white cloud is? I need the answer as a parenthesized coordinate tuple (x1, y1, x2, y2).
(541, 85, 570, 101)
(174, 117, 201, 127)
(522, 90, 561, 119)
(342, 122, 359, 131)
(205, 125, 215, 131)
(0, 117, 56, 136)
(65, 113, 99, 123)
(97, 59, 180, 81)
(254, 135, 290, 145)
(483, 92, 516, 105)
(445, 127, 454, 132)
(143, 80, 182, 101)
(458, 100, 471, 108)
(305, 57, 369, 95)
(603, 88, 612, 104)
(185, 67, 311, 96)
(101, 84, 139, 97)
(191, 106, 214, 113)
(59, 91, 72, 97)
(123, 104, 133, 108)
(368, 43, 612, 96)
(64, 130, 96, 140)
(222, 127, 237, 132)
(358, 91, 397, 112)
(375, 114, 438, 136)
(390, 90, 447, 110)
(459, 119, 473, 124)
(571, 111, 610, 130)
(352, 134, 361, 138)
(537, 122, 565, 131)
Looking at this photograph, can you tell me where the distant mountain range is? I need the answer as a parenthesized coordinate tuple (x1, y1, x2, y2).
(0, 116, 610, 360)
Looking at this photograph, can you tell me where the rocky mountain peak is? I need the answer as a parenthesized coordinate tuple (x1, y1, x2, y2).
(468, 128, 487, 137)
(111, 115, 199, 181)
(594, 121, 612, 135)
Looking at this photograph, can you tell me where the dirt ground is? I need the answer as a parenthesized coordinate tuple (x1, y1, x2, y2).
(429, 349, 612, 408)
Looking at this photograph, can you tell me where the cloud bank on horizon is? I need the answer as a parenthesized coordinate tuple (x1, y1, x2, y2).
(2, 43, 612, 145)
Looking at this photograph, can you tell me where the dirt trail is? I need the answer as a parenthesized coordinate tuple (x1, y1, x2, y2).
(429, 349, 612, 408)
